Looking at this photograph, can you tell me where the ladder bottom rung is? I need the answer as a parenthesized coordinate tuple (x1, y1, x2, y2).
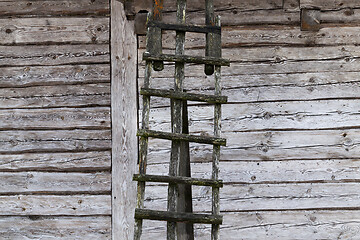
(133, 174, 223, 187)
(137, 129, 226, 146)
(141, 88, 227, 104)
(135, 209, 223, 224)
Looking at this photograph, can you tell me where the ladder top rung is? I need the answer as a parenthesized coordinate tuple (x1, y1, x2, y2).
(143, 52, 230, 66)
(148, 21, 221, 34)
(133, 174, 223, 187)
(137, 129, 226, 146)
(135, 209, 223, 224)
(140, 88, 228, 104)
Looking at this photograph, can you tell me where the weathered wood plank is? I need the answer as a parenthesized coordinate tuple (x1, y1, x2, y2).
(139, 26, 360, 49)
(0, 0, 109, 17)
(0, 195, 110, 215)
(147, 159, 360, 184)
(143, 210, 360, 239)
(144, 182, 360, 212)
(0, 64, 109, 88)
(0, 17, 109, 45)
(0, 151, 111, 171)
(147, 100, 360, 132)
(0, 107, 110, 129)
(0, 216, 111, 239)
(0, 130, 111, 154)
(163, 0, 283, 12)
(300, 0, 360, 10)
(0, 44, 109, 67)
(146, 129, 360, 162)
(0, 84, 110, 109)
(0, 172, 110, 194)
(111, 0, 137, 239)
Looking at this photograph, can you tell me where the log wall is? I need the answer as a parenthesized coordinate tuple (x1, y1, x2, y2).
(138, 0, 360, 239)
(0, 0, 111, 238)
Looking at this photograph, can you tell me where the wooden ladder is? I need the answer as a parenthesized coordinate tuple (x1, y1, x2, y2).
(134, 0, 230, 239)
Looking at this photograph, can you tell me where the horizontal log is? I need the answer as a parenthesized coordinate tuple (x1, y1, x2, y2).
(146, 159, 360, 184)
(0, 129, 111, 154)
(0, 17, 109, 45)
(0, 195, 111, 215)
(0, 64, 110, 88)
(139, 26, 360, 49)
(0, 171, 110, 194)
(0, 0, 109, 17)
(135, 209, 222, 224)
(133, 174, 223, 187)
(144, 182, 360, 212)
(146, 100, 360, 132)
(142, 210, 360, 239)
(0, 84, 110, 109)
(0, 151, 111, 171)
(0, 44, 109, 67)
(148, 21, 221, 34)
(0, 216, 111, 239)
(300, 0, 360, 10)
(146, 129, 360, 162)
(0, 107, 110, 130)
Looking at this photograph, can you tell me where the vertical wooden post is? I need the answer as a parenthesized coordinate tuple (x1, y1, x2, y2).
(168, 0, 186, 239)
(211, 16, 222, 240)
(111, 1, 138, 239)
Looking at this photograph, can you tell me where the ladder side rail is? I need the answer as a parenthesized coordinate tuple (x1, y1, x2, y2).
(134, 11, 154, 240)
(212, 16, 222, 240)
(168, 0, 187, 238)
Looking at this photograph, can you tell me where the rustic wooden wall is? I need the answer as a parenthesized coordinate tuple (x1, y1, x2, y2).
(0, 0, 111, 238)
(138, 0, 360, 239)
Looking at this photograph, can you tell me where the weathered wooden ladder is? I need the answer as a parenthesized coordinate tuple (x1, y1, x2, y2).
(133, 0, 230, 239)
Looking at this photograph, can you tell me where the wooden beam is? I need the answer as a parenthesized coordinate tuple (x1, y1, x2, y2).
(111, 1, 138, 239)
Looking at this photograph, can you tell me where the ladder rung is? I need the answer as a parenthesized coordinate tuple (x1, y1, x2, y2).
(148, 21, 221, 34)
(141, 88, 227, 104)
(133, 174, 223, 187)
(135, 209, 223, 224)
(137, 129, 226, 146)
(143, 52, 230, 66)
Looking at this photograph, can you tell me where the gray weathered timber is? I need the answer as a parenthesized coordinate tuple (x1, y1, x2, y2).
(0, 151, 111, 171)
(133, 174, 223, 187)
(111, 1, 137, 240)
(0, 0, 109, 17)
(0, 18, 109, 45)
(0, 172, 110, 194)
(0, 195, 111, 216)
(148, 21, 221, 33)
(0, 216, 111, 239)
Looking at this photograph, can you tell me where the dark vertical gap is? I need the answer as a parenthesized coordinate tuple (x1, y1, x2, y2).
(177, 99, 195, 240)
(136, 34, 140, 164)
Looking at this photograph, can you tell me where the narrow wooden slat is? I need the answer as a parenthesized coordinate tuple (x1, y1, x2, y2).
(137, 129, 226, 146)
(135, 209, 222, 224)
(143, 52, 230, 66)
(148, 21, 221, 33)
(141, 88, 227, 103)
(133, 174, 223, 187)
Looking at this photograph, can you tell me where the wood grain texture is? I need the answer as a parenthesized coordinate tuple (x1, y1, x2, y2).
(0, 17, 109, 45)
(0, 44, 109, 67)
(0, 151, 111, 171)
(111, 1, 137, 239)
(0, 195, 111, 215)
(0, 171, 110, 194)
(0, 216, 111, 239)
(0, 107, 110, 129)
(0, 64, 110, 88)
(300, 0, 360, 10)
(0, 130, 111, 154)
(142, 210, 360, 239)
(0, 0, 109, 17)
